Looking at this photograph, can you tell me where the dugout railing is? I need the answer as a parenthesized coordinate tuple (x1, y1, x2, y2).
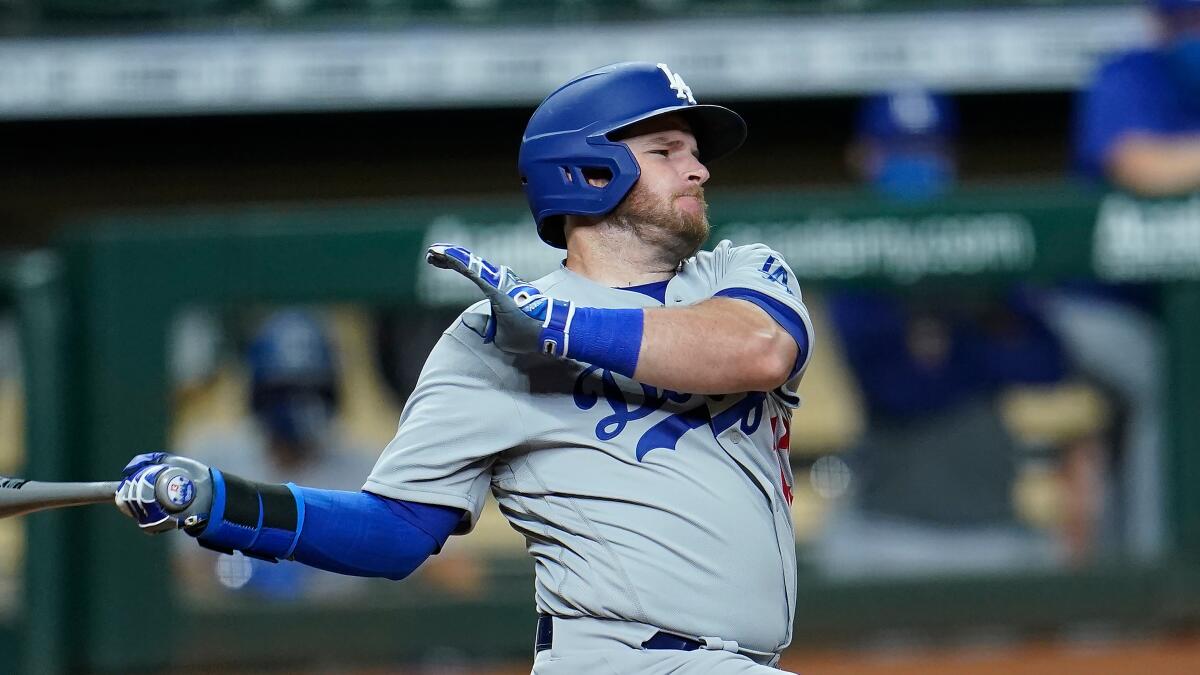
(13, 184, 1200, 672)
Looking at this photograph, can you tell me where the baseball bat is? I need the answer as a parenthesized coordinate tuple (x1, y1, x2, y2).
(0, 475, 119, 519)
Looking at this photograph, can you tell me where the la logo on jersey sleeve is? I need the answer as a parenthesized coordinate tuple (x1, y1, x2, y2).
(760, 255, 795, 295)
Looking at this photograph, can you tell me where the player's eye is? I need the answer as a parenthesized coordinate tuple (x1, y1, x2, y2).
(648, 149, 670, 157)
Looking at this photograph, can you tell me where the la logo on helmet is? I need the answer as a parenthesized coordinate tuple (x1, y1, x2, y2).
(657, 63, 696, 104)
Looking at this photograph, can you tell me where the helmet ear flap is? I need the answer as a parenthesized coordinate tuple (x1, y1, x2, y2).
(531, 163, 638, 248)
(521, 137, 641, 247)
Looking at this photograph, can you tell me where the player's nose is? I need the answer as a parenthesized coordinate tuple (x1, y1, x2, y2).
(683, 156, 710, 186)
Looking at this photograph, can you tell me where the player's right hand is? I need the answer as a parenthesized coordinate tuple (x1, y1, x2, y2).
(425, 243, 578, 358)
(114, 452, 214, 535)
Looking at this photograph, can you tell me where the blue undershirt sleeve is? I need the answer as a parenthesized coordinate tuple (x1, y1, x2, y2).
(1076, 56, 1163, 180)
(289, 488, 464, 580)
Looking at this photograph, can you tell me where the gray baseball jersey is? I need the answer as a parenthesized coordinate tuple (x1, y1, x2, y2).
(365, 239, 813, 654)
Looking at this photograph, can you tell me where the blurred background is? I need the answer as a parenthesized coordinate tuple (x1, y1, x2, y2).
(4, 0, 1200, 673)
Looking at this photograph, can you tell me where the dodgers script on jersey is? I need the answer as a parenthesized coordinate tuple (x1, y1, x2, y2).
(365, 240, 813, 654)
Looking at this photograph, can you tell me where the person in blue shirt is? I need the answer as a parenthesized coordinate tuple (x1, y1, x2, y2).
(1052, 0, 1180, 563)
(1076, 0, 1200, 193)
(816, 87, 1073, 577)
(831, 291, 1066, 424)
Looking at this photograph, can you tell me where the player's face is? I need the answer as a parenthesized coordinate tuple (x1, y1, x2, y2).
(608, 117, 712, 261)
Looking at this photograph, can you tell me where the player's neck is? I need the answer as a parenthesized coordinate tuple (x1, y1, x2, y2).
(563, 219, 681, 287)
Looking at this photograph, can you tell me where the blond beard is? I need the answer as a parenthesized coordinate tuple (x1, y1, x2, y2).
(606, 182, 710, 266)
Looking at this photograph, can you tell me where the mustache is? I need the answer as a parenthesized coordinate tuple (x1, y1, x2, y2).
(674, 188, 706, 200)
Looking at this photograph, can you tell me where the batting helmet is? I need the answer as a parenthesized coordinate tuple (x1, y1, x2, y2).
(855, 88, 958, 147)
(248, 311, 338, 406)
(247, 311, 339, 448)
(518, 62, 747, 248)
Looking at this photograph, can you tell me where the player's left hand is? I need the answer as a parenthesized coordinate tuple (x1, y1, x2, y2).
(114, 452, 214, 534)
(426, 243, 577, 357)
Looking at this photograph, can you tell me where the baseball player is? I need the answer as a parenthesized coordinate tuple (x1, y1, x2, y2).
(114, 62, 813, 674)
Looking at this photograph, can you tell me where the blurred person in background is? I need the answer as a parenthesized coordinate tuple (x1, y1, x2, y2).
(176, 309, 376, 600)
(845, 87, 957, 201)
(817, 288, 1072, 576)
(1077, 0, 1200, 194)
(1045, 0, 1181, 563)
(816, 88, 1073, 576)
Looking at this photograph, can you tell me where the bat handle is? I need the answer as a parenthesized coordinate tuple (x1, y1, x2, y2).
(152, 467, 197, 513)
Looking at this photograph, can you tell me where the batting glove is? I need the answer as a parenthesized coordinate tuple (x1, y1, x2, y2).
(426, 243, 577, 357)
(114, 453, 213, 535)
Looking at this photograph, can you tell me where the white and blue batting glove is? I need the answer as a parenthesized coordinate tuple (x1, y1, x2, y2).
(116, 453, 306, 563)
(426, 243, 578, 357)
(114, 452, 213, 534)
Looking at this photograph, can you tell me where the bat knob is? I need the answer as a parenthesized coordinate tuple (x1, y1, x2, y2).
(154, 467, 197, 513)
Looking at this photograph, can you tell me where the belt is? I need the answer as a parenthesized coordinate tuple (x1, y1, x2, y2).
(535, 613, 706, 654)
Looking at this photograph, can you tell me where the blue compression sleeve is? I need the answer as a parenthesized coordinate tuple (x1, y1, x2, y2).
(289, 488, 463, 580)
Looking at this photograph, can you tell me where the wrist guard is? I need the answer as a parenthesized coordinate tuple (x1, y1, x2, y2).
(190, 468, 304, 563)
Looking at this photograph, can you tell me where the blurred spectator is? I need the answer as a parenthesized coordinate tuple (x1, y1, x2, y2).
(1076, 0, 1200, 194)
(1056, 0, 1178, 562)
(846, 87, 957, 201)
(817, 289, 1070, 576)
(1035, 287, 1164, 563)
(175, 310, 377, 600)
(816, 88, 1074, 576)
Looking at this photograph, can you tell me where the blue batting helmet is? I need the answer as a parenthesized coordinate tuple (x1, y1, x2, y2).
(247, 311, 337, 394)
(247, 311, 339, 447)
(856, 88, 958, 146)
(518, 62, 747, 248)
